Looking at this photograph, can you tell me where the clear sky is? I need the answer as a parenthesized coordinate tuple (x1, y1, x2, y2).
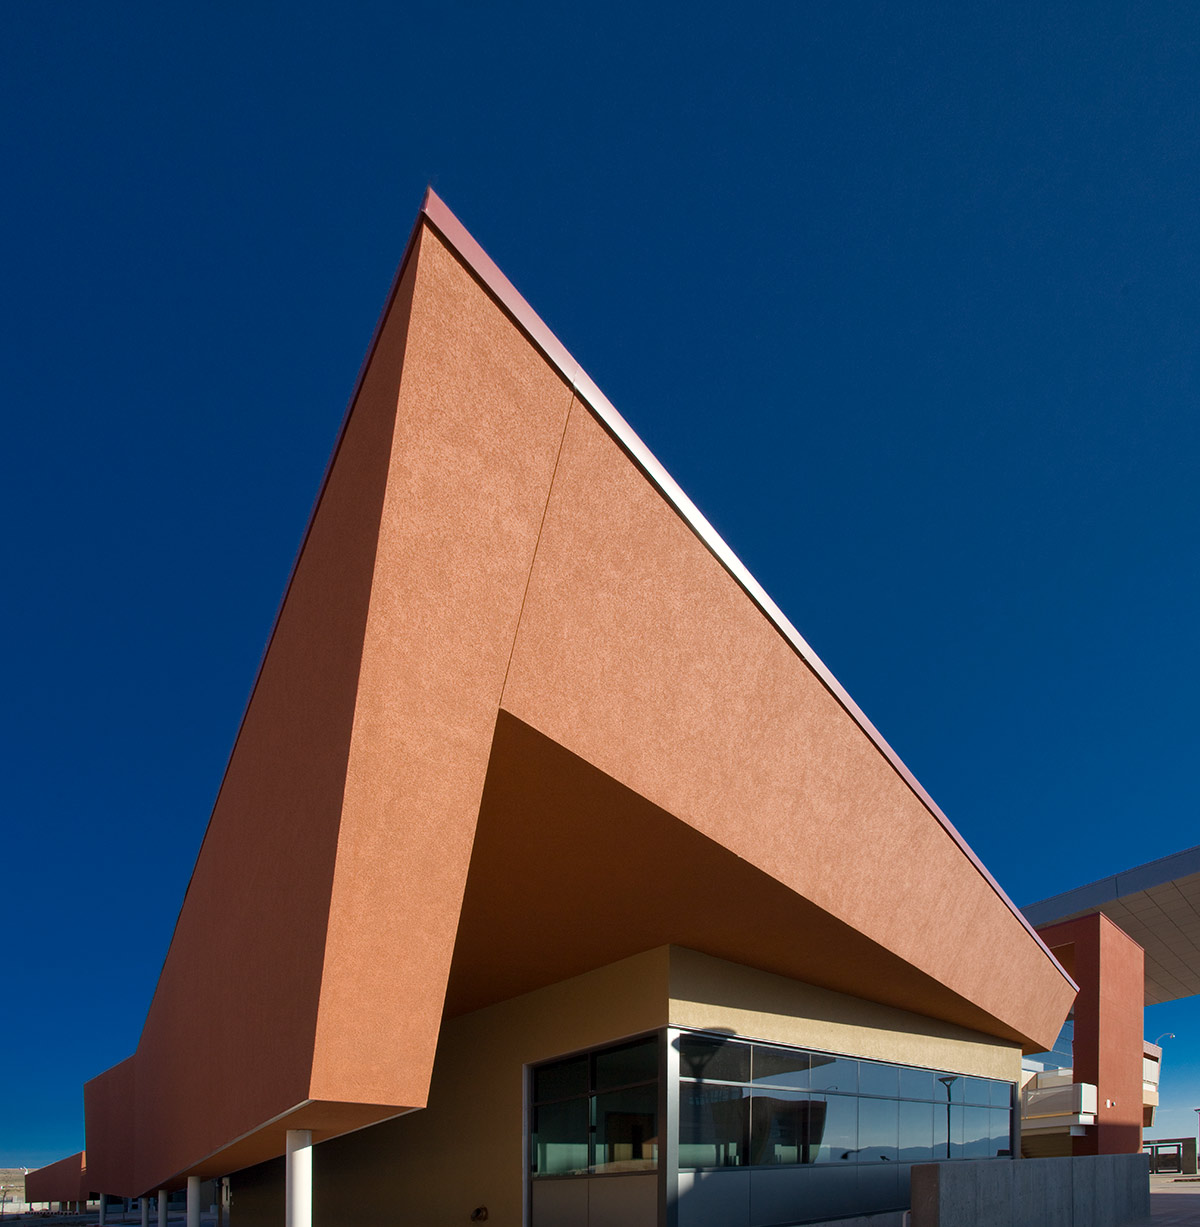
(3, 2, 1199, 1166)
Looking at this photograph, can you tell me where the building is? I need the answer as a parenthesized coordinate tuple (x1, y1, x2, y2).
(1022, 845, 1200, 1164)
(27, 192, 1078, 1227)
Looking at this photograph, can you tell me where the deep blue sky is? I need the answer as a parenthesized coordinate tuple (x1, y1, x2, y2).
(4, 3, 1199, 1166)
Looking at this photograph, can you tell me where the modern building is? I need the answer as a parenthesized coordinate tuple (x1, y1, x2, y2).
(28, 192, 1079, 1227)
(1021, 847, 1200, 1162)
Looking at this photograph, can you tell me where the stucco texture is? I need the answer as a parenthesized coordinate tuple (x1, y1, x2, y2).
(67, 198, 1072, 1200)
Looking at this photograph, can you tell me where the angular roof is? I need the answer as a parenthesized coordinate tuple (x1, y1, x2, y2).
(1025, 844, 1200, 1005)
(74, 192, 1075, 1196)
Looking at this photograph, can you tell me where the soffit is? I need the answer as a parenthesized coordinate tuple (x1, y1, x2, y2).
(1024, 847, 1200, 1005)
(444, 712, 1067, 1051)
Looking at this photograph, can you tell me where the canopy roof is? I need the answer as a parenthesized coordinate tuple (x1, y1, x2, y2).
(1026, 845, 1200, 1005)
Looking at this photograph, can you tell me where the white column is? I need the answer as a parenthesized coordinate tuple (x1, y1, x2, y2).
(285, 1130, 312, 1227)
(185, 1178, 199, 1227)
(141, 1198, 150, 1227)
(157, 1189, 168, 1227)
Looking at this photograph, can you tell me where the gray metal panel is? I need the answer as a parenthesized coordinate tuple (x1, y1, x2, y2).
(676, 1170, 750, 1227)
(750, 1166, 860, 1226)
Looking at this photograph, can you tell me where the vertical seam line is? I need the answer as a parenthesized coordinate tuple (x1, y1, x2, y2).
(498, 385, 577, 707)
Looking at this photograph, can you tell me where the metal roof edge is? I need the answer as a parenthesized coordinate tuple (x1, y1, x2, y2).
(1024, 843, 1200, 925)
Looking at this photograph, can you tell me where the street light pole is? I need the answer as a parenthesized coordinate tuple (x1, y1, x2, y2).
(938, 1076, 958, 1160)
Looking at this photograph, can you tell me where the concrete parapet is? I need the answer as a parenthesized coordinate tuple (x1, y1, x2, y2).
(911, 1154, 1149, 1227)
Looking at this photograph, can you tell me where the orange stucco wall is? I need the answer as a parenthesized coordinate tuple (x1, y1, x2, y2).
(1041, 912, 1145, 1154)
(84, 1058, 136, 1197)
(499, 402, 1072, 1049)
(25, 1152, 86, 1204)
(308, 225, 575, 1108)
(64, 199, 1074, 1200)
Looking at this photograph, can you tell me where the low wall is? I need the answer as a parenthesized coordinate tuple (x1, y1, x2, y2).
(911, 1154, 1150, 1227)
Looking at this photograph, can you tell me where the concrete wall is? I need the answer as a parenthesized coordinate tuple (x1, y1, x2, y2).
(910, 1153, 1150, 1227)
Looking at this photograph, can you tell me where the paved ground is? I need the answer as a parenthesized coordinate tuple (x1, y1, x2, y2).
(12, 1183, 1200, 1225)
(1129, 1173, 1200, 1225)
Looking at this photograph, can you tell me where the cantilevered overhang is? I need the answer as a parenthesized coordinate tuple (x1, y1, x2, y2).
(1025, 845, 1200, 1005)
(67, 191, 1075, 1199)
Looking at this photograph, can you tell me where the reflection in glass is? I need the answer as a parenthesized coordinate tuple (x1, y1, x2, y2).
(595, 1038, 658, 1091)
(753, 1045, 811, 1089)
(858, 1097, 899, 1162)
(989, 1080, 1013, 1109)
(750, 1092, 859, 1165)
(964, 1107, 991, 1159)
(990, 1108, 1012, 1157)
(594, 1084, 657, 1172)
(533, 1056, 587, 1103)
(809, 1054, 859, 1094)
(810, 1095, 859, 1163)
(963, 1078, 991, 1106)
(860, 1062, 900, 1100)
(679, 1035, 751, 1084)
(752, 1092, 826, 1165)
(900, 1066, 936, 1101)
(679, 1084, 750, 1168)
(532, 1097, 588, 1176)
(899, 1099, 933, 1162)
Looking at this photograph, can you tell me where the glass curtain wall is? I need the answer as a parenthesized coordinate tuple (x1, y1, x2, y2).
(531, 1035, 660, 1178)
(679, 1034, 1013, 1170)
(529, 1030, 1015, 1225)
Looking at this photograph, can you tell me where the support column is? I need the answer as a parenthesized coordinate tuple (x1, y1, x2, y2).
(141, 1198, 149, 1227)
(185, 1178, 199, 1227)
(99, 1194, 107, 1226)
(285, 1130, 312, 1227)
(157, 1190, 168, 1227)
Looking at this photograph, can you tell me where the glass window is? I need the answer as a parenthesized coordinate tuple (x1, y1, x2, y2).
(963, 1106, 991, 1159)
(899, 1066, 936, 1101)
(809, 1053, 858, 1095)
(858, 1097, 898, 1162)
(533, 1056, 587, 1104)
(898, 1099, 933, 1162)
(594, 1084, 657, 1173)
(532, 1097, 589, 1176)
(752, 1091, 827, 1165)
(809, 1094, 859, 1164)
(988, 1080, 1013, 1109)
(932, 1098, 961, 1160)
(751, 1092, 859, 1166)
(963, 1077, 991, 1106)
(752, 1044, 811, 1089)
(859, 1061, 900, 1099)
(679, 1035, 751, 1084)
(989, 1108, 1012, 1158)
(935, 1074, 963, 1103)
(679, 1084, 750, 1168)
(595, 1037, 658, 1091)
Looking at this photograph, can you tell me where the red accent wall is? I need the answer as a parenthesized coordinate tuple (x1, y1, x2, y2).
(1040, 912, 1144, 1155)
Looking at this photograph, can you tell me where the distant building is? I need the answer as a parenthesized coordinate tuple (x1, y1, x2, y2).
(29, 193, 1078, 1227)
